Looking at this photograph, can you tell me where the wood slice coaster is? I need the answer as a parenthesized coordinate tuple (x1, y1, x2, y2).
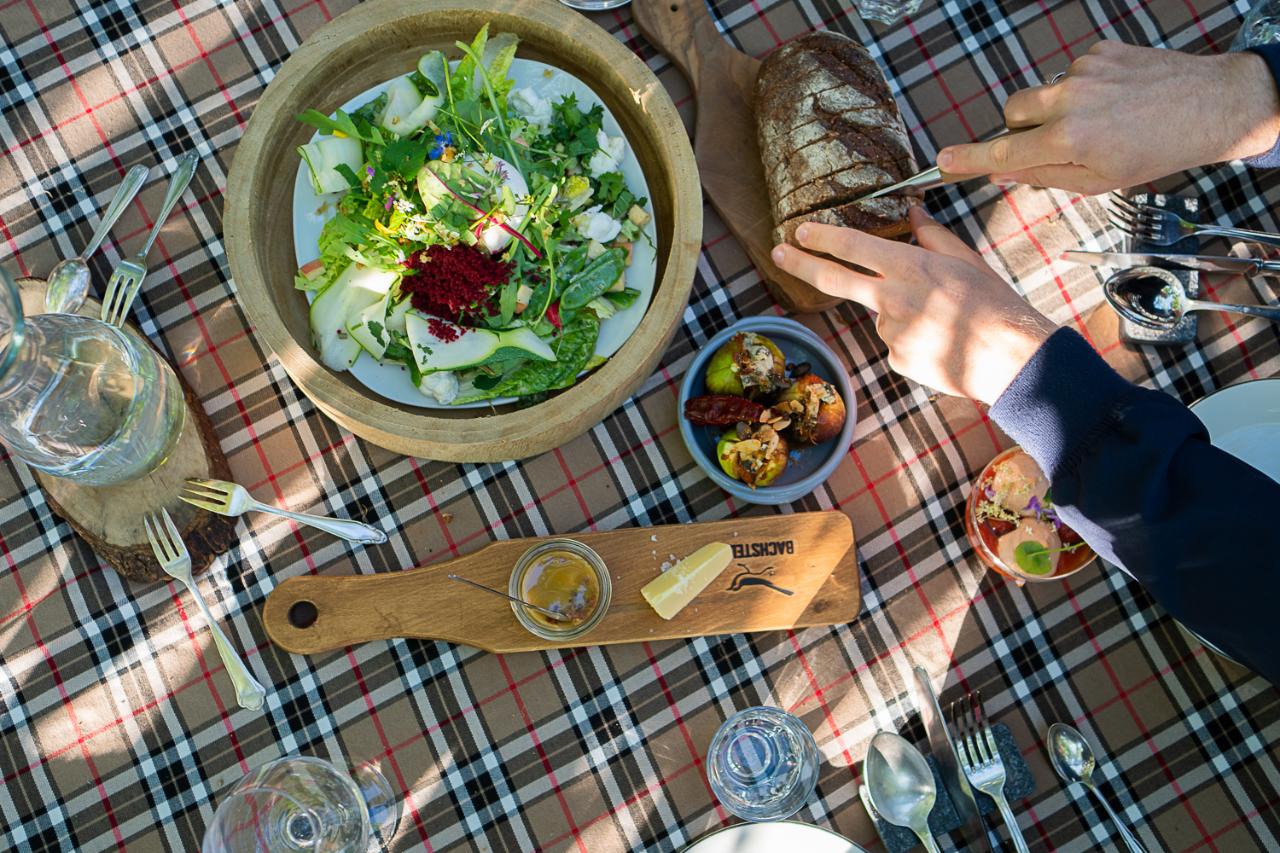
(17, 277, 237, 583)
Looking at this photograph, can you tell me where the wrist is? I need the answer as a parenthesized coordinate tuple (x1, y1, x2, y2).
(1211, 52, 1280, 162)
(975, 314, 1055, 407)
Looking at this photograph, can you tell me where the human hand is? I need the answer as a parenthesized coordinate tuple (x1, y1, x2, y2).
(770, 207, 1057, 406)
(936, 42, 1280, 194)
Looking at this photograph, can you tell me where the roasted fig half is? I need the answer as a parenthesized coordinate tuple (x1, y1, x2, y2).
(716, 423, 789, 488)
(774, 374, 847, 444)
(704, 332, 789, 397)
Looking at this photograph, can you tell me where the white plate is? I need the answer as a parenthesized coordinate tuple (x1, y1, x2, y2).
(291, 58, 658, 408)
(681, 822, 867, 853)
(1190, 377, 1280, 483)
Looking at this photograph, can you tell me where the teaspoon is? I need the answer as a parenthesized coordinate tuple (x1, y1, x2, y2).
(1104, 266, 1280, 330)
(43, 164, 149, 314)
(1047, 723, 1148, 853)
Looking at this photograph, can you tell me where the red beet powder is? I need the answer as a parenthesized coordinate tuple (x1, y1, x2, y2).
(401, 244, 513, 326)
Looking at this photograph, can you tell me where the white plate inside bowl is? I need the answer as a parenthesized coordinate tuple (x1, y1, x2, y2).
(1190, 377, 1280, 483)
(291, 57, 658, 409)
(681, 822, 867, 853)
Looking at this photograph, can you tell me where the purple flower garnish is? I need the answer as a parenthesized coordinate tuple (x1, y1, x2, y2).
(1025, 495, 1043, 520)
(384, 195, 394, 211)
(983, 484, 995, 501)
(365, 165, 375, 178)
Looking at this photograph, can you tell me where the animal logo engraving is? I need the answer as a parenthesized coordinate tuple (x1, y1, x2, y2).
(726, 563, 794, 596)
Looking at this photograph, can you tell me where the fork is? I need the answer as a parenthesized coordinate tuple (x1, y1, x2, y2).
(100, 152, 199, 326)
(953, 692, 1030, 853)
(143, 508, 266, 711)
(1108, 193, 1280, 249)
(180, 478, 388, 545)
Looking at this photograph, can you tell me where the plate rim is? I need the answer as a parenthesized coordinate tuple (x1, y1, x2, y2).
(679, 820, 869, 853)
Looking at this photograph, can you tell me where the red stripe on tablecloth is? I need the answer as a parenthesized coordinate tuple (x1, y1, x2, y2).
(554, 447, 599, 531)
(0, 212, 31, 276)
(640, 641, 729, 823)
(786, 628, 859, 787)
(167, 2, 246, 129)
(344, 647, 434, 850)
(2, 1, 324, 158)
(0, 528, 125, 848)
(497, 654, 588, 853)
(1061, 587, 1219, 848)
(408, 457, 462, 558)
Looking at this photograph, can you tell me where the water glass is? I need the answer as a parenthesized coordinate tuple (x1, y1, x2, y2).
(202, 756, 401, 853)
(706, 706, 820, 821)
(853, 0, 926, 25)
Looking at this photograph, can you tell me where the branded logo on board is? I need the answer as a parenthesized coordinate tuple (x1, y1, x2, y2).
(731, 539, 795, 559)
(725, 562, 794, 596)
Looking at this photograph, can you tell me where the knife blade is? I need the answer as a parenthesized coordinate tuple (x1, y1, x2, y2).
(1061, 249, 1273, 276)
(913, 666, 993, 852)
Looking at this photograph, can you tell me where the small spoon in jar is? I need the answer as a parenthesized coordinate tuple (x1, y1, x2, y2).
(447, 574, 572, 622)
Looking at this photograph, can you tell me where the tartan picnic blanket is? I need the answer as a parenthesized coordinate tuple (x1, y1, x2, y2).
(0, 1, 1277, 850)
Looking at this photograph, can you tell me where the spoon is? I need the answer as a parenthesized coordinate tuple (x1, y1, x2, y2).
(1104, 265, 1280, 330)
(864, 731, 942, 853)
(44, 164, 149, 314)
(1047, 723, 1148, 853)
(446, 574, 572, 623)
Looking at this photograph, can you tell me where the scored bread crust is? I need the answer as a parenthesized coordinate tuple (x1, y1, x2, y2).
(756, 30, 917, 241)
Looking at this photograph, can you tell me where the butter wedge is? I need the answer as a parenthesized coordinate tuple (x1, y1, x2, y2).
(641, 542, 733, 620)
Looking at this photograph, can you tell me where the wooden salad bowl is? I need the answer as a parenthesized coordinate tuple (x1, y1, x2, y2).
(225, 0, 701, 462)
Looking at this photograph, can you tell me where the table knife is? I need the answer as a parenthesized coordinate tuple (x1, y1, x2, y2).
(1061, 250, 1280, 276)
(913, 665, 994, 852)
(854, 129, 1014, 204)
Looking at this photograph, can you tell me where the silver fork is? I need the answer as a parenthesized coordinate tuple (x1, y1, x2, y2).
(953, 692, 1030, 853)
(100, 152, 199, 326)
(180, 478, 388, 545)
(143, 508, 266, 711)
(1109, 193, 1280, 249)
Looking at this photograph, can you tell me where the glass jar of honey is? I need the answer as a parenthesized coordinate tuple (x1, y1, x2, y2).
(508, 539, 611, 641)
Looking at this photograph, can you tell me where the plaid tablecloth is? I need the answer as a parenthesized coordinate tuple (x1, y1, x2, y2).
(2, 1, 1278, 850)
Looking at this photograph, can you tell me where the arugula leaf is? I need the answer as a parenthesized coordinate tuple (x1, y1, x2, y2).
(333, 163, 362, 190)
(297, 108, 383, 145)
(351, 93, 388, 127)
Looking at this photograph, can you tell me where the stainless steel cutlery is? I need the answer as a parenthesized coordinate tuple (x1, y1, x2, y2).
(44, 164, 149, 314)
(180, 478, 387, 545)
(1108, 193, 1280, 249)
(101, 152, 199, 326)
(953, 692, 1030, 853)
(1062, 249, 1280, 277)
(1048, 723, 1149, 853)
(144, 508, 265, 712)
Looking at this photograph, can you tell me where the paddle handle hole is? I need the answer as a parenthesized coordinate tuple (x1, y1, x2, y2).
(289, 600, 319, 629)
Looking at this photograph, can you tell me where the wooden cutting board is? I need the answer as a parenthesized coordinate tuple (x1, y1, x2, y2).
(263, 511, 860, 654)
(633, 1, 840, 314)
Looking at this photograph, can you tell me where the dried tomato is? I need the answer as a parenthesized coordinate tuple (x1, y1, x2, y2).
(683, 395, 765, 426)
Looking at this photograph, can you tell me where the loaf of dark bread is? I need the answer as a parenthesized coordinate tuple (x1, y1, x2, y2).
(756, 31, 918, 246)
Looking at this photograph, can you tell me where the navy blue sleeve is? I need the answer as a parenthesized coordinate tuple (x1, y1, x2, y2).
(1243, 44, 1280, 167)
(989, 328, 1279, 684)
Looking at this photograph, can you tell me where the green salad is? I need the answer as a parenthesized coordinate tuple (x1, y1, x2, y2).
(294, 25, 652, 405)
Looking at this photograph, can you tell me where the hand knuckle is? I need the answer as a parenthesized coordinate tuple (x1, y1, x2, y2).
(990, 137, 1013, 169)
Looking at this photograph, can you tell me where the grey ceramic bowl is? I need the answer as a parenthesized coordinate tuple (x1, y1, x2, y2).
(678, 316, 857, 506)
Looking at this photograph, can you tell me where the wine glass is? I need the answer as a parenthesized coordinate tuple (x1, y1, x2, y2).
(202, 757, 401, 853)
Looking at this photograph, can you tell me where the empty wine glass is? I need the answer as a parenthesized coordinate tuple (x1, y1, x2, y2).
(202, 756, 401, 853)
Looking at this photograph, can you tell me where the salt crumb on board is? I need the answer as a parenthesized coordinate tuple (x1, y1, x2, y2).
(650, 534, 657, 542)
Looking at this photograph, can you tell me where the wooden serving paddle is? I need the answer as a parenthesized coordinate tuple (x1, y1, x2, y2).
(264, 511, 860, 654)
(632, 1, 840, 314)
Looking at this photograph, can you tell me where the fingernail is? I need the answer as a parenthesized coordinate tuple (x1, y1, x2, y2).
(772, 245, 787, 263)
(795, 223, 811, 242)
(991, 175, 1016, 187)
(937, 150, 953, 168)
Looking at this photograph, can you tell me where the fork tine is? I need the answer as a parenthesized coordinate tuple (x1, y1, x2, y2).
(178, 492, 225, 513)
(182, 481, 230, 501)
(1108, 215, 1151, 240)
(187, 477, 232, 493)
(100, 274, 121, 326)
(143, 513, 162, 561)
(1108, 193, 1141, 216)
(159, 508, 188, 558)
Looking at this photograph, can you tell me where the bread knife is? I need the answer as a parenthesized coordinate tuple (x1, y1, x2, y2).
(913, 665, 994, 852)
(1061, 249, 1280, 277)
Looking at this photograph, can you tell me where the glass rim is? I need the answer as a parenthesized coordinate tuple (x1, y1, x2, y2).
(705, 705, 820, 822)
(508, 538, 611, 641)
(0, 266, 24, 379)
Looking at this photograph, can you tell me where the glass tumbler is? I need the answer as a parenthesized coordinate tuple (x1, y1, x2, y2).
(0, 266, 185, 485)
(853, 0, 925, 25)
(707, 706, 820, 821)
(202, 756, 402, 853)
